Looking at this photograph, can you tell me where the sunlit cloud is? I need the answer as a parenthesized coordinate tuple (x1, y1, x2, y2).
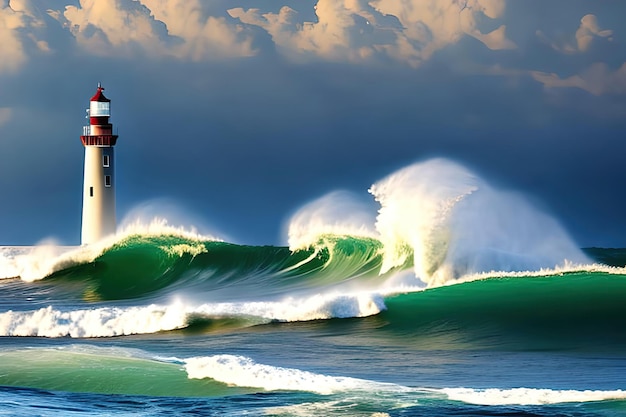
(229, 1, 381, 62)
(62, 0, 172, 56)
(0, 1, 33, 73)
(537, 13, 613, 55)
(0, 0, 624, 100)
(140, 0, 256, 59)
(575, 14, 612, 52)
(532, 62, 626, 96)
(230, 0, 515, 66)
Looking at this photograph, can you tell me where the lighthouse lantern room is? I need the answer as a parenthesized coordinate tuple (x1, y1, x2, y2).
(80, 83, 119, 245)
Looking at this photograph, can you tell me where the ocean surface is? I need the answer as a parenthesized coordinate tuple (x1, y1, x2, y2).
(1, 159, 625, 416)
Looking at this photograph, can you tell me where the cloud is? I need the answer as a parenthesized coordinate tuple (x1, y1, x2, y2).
(44, 0, 256, 59)
(472, 24, 515, 51)
(532, 62, 626, 96)
(372, 0, 514, 64)
(139, 0, 256, 59)
(62, 0, 172, 56)
(538, 13, 613, 54)
(229, 1, 377, 62)
(0, 0, 623, 104)
(230, 0, 515, 66)
(0, 0, 52, 73)
(575, 14, 612, 52)
(0, 6, 26, 73)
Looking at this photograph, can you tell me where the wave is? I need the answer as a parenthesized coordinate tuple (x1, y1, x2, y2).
(0, 303, 189, 337)
(441, 387, 626, 406)
(189, 354, 626, 405)
(381, 270, 626, 350)
(1, 231, 394, 303)
(4, 233, 613, 305)
(0, 159, 607, 300)
(0, 291, 386, 337)
(368, 158, 590, 285)
(0, 346, 250, 397)
(0, 218, 219, 283)
(3, 267, 625, 346)
(1, 158, 623, 346)
(3, 347, 624, 407)
(184, 354, 397, 395)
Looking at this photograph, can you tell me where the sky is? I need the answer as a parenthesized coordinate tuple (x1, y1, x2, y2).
(0, 0, 625, 247)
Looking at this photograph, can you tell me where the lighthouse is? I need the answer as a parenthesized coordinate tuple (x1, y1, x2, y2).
(80, 83, 118, 245)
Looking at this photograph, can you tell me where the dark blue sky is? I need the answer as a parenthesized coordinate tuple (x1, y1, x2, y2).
(0, 0, 624, 247)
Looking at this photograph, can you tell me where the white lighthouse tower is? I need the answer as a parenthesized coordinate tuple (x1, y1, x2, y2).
(80, 83, 118, 245)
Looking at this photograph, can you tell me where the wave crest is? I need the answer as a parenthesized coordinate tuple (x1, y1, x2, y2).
(0, 291, 386, 338)
(441, 387, 626, 406)
(370, 158, 589, 285)
(184, 354, 390, 394)
(0, 303, 188, 337)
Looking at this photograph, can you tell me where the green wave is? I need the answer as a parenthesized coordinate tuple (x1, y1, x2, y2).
(42, 233, 623, 305)
(379, 272, 626, 351)
(45, 234, 395, 301)
(0, 348, 253, 397)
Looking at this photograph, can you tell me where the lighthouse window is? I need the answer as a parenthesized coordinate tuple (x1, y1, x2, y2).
(89, 187, 94, 197)
(103, 155, 110, 167)
(90, 101, 110, 117)
(105, 175, 111, 187)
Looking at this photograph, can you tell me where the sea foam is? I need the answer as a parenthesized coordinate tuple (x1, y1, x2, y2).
(193, 291, 386, 322)
(184, 354, 395, 395)
(0, 303, 188, 337)
(441, 387, 626, 405)
(184, 354, 626, 406)
(0, 291, 385, 338)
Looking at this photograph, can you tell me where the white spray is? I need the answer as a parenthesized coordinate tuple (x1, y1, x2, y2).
(286, 158, 589, 286)
(0, 218, 218, 282)
(287, 190, 378, 250)
(369, 158, 589, 285)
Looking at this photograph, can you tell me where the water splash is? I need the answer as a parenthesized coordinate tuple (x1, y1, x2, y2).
(0, 218, 219, 282)
(286, 190, 378, 250)
(0, 242, 95, 282)
(369, 159, 478, 281)
(119, 198, 227, 241)
(370, 158, 589, 285)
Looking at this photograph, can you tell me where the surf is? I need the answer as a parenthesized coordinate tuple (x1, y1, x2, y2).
(2, 158, 594, 290)
(1, 158, 621, 346)
(2, 346, 625, 409)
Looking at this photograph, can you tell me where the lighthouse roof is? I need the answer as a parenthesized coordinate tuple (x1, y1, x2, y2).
(90, 84, 110, 102)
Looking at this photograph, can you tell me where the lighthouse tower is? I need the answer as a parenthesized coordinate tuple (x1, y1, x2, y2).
(80, 83, 119, 245)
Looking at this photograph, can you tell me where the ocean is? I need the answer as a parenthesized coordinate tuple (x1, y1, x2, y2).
(1, 159, 625, 416)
